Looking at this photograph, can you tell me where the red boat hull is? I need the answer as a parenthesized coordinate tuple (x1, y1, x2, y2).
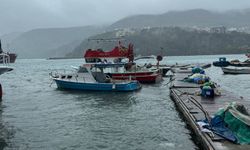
(110, 72, 162, 83)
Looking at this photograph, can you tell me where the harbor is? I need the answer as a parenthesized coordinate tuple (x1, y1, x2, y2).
(169, 68, 250, 150)
(1, 1, 250, 148)
(170, 74, 250, 150)
(1, 37, 250, 149)
(0, 55, 249, 149)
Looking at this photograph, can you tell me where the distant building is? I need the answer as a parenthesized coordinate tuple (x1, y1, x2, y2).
(210, 26, 226, 33)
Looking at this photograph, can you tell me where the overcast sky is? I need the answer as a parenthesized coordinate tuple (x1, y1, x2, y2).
(1, 0, 250, 35)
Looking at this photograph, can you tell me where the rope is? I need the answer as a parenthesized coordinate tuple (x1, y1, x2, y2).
(163, 77, 176, 87)
(173, 88, 211, 124)
(188, 95, 211, 124)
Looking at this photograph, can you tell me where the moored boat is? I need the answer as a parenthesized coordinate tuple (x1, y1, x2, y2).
(171, 67, 193, 73)
(0, 40, 17, 63)
(110, 68, 162, 83)
(83, 42, 163, 83)
(170, 63, 210, 74)
(84, 41, 134, 63)
(50, 64, 141, 92)
(0, 53, 13, 75)
(229, 59, 250, 67)
(134, 55, 170, 77)
(213, 57, 230, 67)
(221, 67, 250, 74)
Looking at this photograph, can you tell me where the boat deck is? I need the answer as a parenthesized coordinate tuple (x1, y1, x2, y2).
(169, 73, 250, 150)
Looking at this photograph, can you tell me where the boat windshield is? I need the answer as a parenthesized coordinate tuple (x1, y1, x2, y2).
(78, 67, 88, 73)
(91, 67, 102, 72)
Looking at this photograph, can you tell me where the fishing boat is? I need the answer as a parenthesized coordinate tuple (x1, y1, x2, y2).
(171, 67, 193, 73)
(170, 63, 211, 74)
(213, 57, 230, 67)
(0, 40, 17, 63)
(50, 64, 141, 92)
(229, 59, 250, 67)
(84, 41, 134, 63)
(0, 53, 13, 75)
(109, 63, 163, 83)
(229, 53, 250, 67)
(134, 55, 170, 77)
(213, 54, 250, 67)
(84, 42, 162, 83)
(221, 67, 250, 74)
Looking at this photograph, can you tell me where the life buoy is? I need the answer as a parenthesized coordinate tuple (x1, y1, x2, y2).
(157, 55, 163, 61)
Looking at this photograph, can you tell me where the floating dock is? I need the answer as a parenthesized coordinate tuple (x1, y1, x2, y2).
(169, 72, 250, 150)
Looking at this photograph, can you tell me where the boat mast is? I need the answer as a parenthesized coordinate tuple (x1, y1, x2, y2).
(0, 39, 3, 53)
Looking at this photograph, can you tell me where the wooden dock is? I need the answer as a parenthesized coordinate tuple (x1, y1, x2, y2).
(169, 73, 250, 150)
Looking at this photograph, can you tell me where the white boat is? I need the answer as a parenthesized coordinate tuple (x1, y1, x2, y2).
(170, 67, 193, 73)
(170, 63, 211, 74)
(134, 55, 170, 76)
(0, 53, 13, 75)
(221, 67, 250, 74)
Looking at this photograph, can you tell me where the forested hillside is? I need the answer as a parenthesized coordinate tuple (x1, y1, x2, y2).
(109, 9, 250, 30)
(67, 27, 250, 58)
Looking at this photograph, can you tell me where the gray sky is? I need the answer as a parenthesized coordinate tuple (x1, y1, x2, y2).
(1, 0, 250, 35)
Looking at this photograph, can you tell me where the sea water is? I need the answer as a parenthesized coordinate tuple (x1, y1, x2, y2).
(0, 54, 249, 150)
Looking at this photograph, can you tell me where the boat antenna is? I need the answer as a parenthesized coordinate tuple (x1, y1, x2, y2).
(0, 39, 3, 53)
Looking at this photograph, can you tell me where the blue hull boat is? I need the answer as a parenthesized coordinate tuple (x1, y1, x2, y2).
(213, 57, 230, 67)
(50, 64, 141, 92)
(54, 79, 141, 92)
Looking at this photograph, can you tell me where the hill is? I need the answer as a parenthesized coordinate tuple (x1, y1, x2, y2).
(67, 27, 250, 58)
(8, 26, 105, 58)
(109, 9, 250, 30)
(0, 32, 22, 50)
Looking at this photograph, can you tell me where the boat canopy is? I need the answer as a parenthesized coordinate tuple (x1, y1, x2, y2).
(84, 43, 134, 62)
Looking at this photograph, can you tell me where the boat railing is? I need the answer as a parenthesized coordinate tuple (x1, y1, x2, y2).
(49, 69, 76, 78)
(50, 68, 97, 83)
(0, 53, 10, 65)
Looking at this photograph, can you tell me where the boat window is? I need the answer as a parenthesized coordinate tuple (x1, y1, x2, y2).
(91, 67, 102, 72)
(85, 58, 102, 63)
(78, 67, 88, 73)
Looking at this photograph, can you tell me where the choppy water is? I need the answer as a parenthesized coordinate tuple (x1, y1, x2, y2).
(0, 54, 249, 150)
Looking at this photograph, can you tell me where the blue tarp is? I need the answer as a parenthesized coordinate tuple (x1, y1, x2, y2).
(203, 116, 238, 143)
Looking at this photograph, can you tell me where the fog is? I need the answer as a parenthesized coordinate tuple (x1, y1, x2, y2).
(1, 0, 250, 35)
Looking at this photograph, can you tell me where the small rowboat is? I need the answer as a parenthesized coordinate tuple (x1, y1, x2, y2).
(221, 67, 250, 74)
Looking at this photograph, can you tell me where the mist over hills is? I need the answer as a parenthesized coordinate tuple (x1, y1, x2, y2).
(0, 32, 22, 49)
(109, 9, 250, 29)
(1, 26, 105, 58)
(2, 9, 250, 59)
(67, 27, 250, 57)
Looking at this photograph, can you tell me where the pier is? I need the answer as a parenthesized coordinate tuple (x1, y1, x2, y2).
(169, 72, 250, 150)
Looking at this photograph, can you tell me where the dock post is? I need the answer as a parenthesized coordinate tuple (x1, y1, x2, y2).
(0, 83, 2, 101)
